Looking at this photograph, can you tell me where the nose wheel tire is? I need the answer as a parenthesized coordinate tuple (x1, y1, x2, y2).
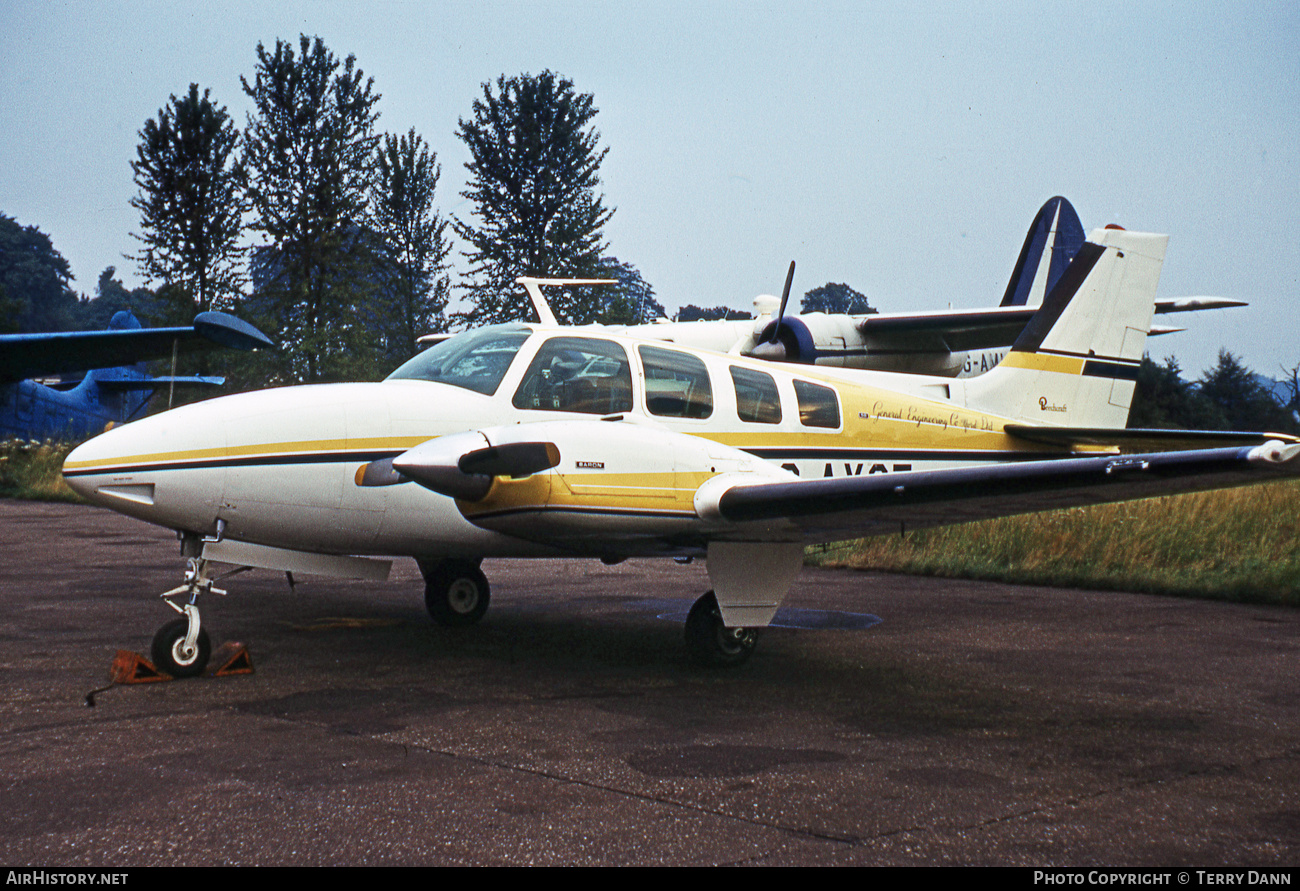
(151, 618, 211, 679)
(685, 590, 758, 667)
(422, 559, 491, 627)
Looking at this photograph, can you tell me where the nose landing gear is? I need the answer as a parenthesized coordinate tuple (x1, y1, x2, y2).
(151, 557, 228, 678)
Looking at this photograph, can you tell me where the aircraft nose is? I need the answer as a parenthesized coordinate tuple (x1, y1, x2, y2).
(62, 423, 148, 502)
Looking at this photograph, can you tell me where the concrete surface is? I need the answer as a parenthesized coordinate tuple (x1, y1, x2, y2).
(1, 501, 1297, 866)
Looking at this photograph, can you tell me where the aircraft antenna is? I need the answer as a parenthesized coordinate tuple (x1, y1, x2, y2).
(517, 277, 617, 327)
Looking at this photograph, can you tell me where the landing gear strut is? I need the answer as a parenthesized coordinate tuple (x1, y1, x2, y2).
(152, 557, 226, 678)
(419, 558, 490, 627)
(684, 590, 759, 667)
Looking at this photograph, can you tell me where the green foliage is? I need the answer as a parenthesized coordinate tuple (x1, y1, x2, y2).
(560, 256, 664, 325)
(0, 214, 78, 333)
(1129, 355, 1224, 429)
(131, 83, 245, 317)
(1129, 353, 1298, 434)
(0, 282, 18, 334)
(455, 71, 613, 325)
(811, 481, 1300, 606)
(1198, 350, 1296, 433)
(371, 129, 451, 362)
(800, 282, 874, 315)
(676, 305, 752, 321)
(74, 267, 164, 330)
(0, 440, 82, 502)
(240, 35, 384, 383)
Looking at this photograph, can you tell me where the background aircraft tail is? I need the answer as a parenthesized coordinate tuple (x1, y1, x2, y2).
(1000, 196, 1086, 308)
(966, 227, 1168, 429)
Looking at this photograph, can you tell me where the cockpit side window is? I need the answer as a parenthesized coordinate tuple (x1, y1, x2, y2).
(639, 346, 713, 419)
(793, 379, 841, 428)
(730, 366, 782, 424)
(385, 326, 531, 395)
(512, 337, 633, 415)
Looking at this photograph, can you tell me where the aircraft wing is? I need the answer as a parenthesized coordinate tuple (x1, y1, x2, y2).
(385, 417, 1300, 554)
(856, 306, 1036, 352)
(708, 440, 1300, 542)
(853, 296, 1245, 354)
(0, 312, 273, 383)
(94, 374, 226, 390)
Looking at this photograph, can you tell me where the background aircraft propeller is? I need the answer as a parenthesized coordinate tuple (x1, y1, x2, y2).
(750, 261, 797, 361)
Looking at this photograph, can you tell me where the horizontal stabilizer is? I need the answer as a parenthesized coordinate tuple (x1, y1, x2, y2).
(1155, 297, 1248, 314)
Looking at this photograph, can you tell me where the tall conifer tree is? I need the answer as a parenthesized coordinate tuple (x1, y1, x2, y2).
(455, 71, 612, 325)
(130, 84, 244, 319)
(240, 35, 382, 382)
(371, 129, 450, 362)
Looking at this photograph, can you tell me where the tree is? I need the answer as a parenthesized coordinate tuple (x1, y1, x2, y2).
(1128, 355, 1224, 430)
(370, 129, 451, 362)
(1197, 350, 1295, 433)
(1129, 352, 1299, 434)
(675, 305, 752, 322)
(130, 84, 245, 319)
(0, 283, 16, 334)
(1282, 362, 1300, 421)
(74, 267, 163, 330)
(240, 35, 383, 382)
(579, 257, 665, 325)
(455, 71, 613, 325)
(800, 282, 874, 315)
(0, 214, 78, 332)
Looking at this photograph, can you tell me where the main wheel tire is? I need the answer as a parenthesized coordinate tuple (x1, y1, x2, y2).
(423, 560, 490, 627)
(684, 590, 758, 667)
(151, 618, 211, 679)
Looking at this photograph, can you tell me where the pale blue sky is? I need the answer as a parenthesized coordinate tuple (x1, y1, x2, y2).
(2, 1, 1297, 376)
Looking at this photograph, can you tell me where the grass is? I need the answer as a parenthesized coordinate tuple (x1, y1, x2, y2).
(0, 439, 84, 502)
(808, 480, 1300, 606)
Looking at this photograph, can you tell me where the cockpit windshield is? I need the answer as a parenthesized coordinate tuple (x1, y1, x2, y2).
(385, 326, 532, 395)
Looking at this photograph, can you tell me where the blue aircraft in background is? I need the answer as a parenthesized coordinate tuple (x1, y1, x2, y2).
(1, 309, 272, 441)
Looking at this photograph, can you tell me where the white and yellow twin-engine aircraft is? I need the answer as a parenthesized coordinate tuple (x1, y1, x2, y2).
(64, 226, 1300, 674)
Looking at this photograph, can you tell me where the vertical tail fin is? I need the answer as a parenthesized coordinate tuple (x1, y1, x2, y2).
(1000, 196, 1087, 308)
(968, 227, 1168, 428)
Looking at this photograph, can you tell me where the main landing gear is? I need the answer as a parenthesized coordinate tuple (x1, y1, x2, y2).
(414, 560, 758, 667)
(419, 558, 490, 627)
(684, 590, 759, 668)
(151, 557, 227, 678)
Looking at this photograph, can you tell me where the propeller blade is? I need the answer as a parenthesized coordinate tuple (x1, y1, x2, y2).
(459, 442, 562, 479)
(767, 261, 796, 344)
(391, 433, 559, 502)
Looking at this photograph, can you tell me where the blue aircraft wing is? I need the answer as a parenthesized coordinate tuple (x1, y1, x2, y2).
(0, 311, 272, 383)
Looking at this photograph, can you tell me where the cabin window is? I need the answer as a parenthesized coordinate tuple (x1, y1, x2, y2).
(730, 366, 781, 424)
(385, 326, 530, 395)
(639, 346, 713, 419)
(794, 379, 840, 428)
(512, 337, 633, 415)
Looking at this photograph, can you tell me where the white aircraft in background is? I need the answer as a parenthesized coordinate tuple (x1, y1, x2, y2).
(603, 197, 1244, 377)
(63, 225, 1298, 675)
